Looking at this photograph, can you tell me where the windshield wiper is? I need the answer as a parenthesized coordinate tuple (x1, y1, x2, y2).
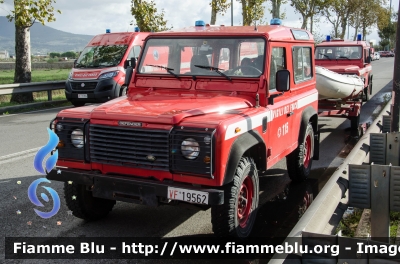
(318, 53, 331, 60)
(146, 64, 179, 79)
(338, 56, 351, 60)
(194, 65, 232, 81)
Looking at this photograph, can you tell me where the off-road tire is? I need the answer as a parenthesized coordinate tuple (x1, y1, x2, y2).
(286, 123, 314, 183)
(71, 101, 85, 107)
(211, 157, 259, 238)
(64, 182, 116, 221)
(363, 86, 370, 102)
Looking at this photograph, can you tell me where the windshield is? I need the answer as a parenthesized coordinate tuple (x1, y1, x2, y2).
(138, 37, 265, 77)
(76, 45, 128, 68)
(315, 46, 362, 60)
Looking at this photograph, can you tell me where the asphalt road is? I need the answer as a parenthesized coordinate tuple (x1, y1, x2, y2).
(0, 57, 395, 263)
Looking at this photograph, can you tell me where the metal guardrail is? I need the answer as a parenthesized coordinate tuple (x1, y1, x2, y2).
(0, 81, 65, 100)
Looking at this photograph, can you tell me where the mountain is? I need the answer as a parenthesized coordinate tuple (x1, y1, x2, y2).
(0, 16, 94, 56)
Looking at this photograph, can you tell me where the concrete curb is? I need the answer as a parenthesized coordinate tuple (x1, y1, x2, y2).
(269, 101, 392, 263)
(0, 100, 69, 114)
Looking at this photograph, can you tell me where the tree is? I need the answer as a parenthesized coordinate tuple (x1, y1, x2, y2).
(238, 0, 266, 26)
(210, 0, 231, 25)
(321, 0, 358, 38)
(3, 0, 60, 103)
(269, 0, 287, 19)
(291, 0, 331, 32)
(130, 0, 171, 32)
(356, 0, 385, 41)
(49, 52, 61, 58)
(61, 51, 77, 59)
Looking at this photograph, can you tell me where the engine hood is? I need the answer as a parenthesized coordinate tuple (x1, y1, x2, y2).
(90, 92, 255, 124)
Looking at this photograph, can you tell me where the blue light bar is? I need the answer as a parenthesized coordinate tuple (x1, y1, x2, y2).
(357, 34, 362, 41)
(326, 35, 331, 41)
(134, 27, 140, 32)
(270, 18, 282, 25)
(106, 29, 111, 33)
(195, 20, 205, 27)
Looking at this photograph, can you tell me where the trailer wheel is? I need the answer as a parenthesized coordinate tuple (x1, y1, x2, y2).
(287, 123, 314, 182)
(350, 114, 360, 134)
(64, 182, 115, 221)
(211, 157, 259, 238)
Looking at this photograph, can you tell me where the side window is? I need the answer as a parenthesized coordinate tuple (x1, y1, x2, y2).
(293, 47, 312, 83)
(270, 47, 286, 90)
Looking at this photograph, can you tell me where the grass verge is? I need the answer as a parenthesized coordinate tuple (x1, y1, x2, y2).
(0, 69, 69, 84)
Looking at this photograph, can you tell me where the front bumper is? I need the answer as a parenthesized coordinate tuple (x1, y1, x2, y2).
(65, 78, 121, 103)
(47, 168, 224, 206)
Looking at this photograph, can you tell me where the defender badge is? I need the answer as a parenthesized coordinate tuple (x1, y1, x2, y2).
(118, 121, 142, 127)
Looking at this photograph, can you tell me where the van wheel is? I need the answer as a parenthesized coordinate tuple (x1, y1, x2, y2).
(64, 182, 115, 221)
(71, 101, 85, 107)
(119, 86, 127, 96)
(287, 123, 314, 182)
(211, 157, 259, 238)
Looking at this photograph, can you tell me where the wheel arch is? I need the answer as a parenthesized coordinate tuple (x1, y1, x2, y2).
(298, 106, 319, 160)
(223, 130, 266, 185)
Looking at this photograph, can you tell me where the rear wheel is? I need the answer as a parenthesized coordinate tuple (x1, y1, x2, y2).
(287, 123, 314, 182)
(211, 157, 259, 237)
(64, 182, 115, 221)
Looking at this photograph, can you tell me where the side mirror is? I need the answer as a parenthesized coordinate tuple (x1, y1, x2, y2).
(366, 56, 371, 63)
(130, 57, 137, 69)
(276, 70, 290, 92)
(124, 66, 134, 86)
(73, 59, 77, 68)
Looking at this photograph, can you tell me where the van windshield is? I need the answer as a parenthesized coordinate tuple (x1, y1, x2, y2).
(137, 37, 265, 77)
(75, 45, 128, 68)
(315, 46, 362, 60)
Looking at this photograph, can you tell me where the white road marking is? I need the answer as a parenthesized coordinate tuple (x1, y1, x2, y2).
(0, 147, 40, 164)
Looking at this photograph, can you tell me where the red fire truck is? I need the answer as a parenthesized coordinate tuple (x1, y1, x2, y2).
(65, 28, 150, 107)
(48, 20, 319, 237)
(315, 35, 373, 130)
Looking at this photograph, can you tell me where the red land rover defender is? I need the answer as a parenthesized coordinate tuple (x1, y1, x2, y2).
(315, 35, 373, 130)
(65, 28, 150, 107)
(48, 20, 319, 237)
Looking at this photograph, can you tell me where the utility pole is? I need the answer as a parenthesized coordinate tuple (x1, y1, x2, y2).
(231, 0, 233, 26)
(390, 4, 400, 132)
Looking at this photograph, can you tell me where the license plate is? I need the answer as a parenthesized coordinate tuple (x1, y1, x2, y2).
(167, 187, 209, 204)
(78, 94, 88, 98)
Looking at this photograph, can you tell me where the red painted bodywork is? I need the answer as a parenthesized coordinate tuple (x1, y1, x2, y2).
(315, 39, 373, 120)
(55, 25, 319, 187)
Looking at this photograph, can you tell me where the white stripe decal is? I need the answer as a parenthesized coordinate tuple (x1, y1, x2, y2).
(298, 93, 319, 108)
(225, 111, 271, 140)
(224, 92, 318, 140)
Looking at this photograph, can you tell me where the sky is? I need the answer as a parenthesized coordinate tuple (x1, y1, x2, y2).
(0, 0, 397, 44)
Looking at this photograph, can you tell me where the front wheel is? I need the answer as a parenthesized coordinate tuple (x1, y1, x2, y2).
(287, 123, 314, 182)
(64, 182, 115, 221)
(211, 157, 259, 238)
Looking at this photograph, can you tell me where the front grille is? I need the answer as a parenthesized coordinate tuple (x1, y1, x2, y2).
(71, 82, 97, 91)
(89, 124, 170, 170)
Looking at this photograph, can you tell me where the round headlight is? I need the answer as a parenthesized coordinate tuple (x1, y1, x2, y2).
(71, 129, 84, 148)
(181, 138, 200, 160)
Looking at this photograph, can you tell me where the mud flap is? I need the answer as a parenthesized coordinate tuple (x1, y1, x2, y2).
(313, 130, 320, 160)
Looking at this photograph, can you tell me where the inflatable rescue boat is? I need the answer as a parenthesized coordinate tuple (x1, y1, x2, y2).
(315, 66, 364, 100)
